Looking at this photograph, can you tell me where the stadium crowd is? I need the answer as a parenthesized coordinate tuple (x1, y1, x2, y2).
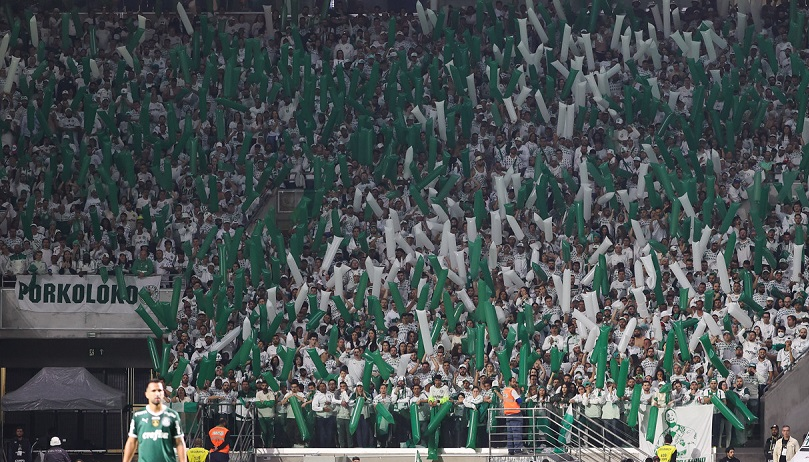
(1, 0, 808, 453)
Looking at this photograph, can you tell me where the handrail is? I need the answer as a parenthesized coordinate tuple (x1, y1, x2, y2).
(486, 408, 579, 460)
(485, 406, 652, 462)
(768, 348, 809, 390)
(179, 402, 256, 459)
(563, 409, 639, 447)
(185, 403, 208, 447)
(231, 406, 256, 462)
(552, 408, 653, 461)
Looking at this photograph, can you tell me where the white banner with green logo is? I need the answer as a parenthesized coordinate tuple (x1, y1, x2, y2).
(639, 404, 713, 462)
(15, 275, 162, 314)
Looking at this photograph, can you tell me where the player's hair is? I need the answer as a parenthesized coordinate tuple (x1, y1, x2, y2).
(147, 378, 164, 387)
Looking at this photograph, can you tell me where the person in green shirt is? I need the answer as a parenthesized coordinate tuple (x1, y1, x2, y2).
(131, 247, 155, 277)
(123, 379, 187, 462)
(237, 381, 255, 399)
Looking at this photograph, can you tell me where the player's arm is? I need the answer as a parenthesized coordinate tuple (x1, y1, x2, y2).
(122, 436, 138, 462)
(175, 436, 187, 462)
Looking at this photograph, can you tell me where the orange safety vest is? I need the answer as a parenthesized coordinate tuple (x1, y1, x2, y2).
(503, 387, 520, 415)
(209, 426, 230, 453)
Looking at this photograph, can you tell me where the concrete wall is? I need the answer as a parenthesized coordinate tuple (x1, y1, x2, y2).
(763, 356, 809, 441)
(0, 339, 152, 368)
(253, 446, 645, 462)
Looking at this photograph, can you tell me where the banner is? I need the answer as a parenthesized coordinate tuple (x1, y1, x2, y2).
(15, 275, 163, 314)
(639, 405, 713, 462)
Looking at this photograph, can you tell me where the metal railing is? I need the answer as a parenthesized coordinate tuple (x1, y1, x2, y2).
(486, 406, 653, 462)
(769, 348, 809, 387)
(171, 402, 257, 462)
(486, 407, 580, 461)
(231, 407, 257, 462)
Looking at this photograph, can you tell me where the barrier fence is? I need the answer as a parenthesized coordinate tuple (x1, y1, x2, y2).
(169, 402, 654, 462)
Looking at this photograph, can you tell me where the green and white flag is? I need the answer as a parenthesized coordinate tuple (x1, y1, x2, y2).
(559, 404, 575, 444)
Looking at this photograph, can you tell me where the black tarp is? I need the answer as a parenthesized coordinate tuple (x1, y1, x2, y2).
(1, 367, 124, 411)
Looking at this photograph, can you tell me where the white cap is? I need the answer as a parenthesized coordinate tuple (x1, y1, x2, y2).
(50, 437, 61, 446)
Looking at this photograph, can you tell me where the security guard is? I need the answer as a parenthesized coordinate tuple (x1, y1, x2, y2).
(657, 434, 678, 462)
(208, 419, 230, 462)
(186, 439, 208, 462)
(493, 376, 524, 455)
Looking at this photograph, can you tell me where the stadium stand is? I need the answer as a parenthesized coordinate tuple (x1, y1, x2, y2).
(1, 0, 809, 457)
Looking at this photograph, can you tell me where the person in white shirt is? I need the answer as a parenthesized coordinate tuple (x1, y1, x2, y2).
(541, 325, 564, 351)
(754, 312, 776, 340)
(740, 330, 760, 362)
(639, 380, 658, 408)
(454, 365, 474, 391)
(608, 245, 630, 269)
(333, 33, 355, 61)
(371, 383, 394, 446)
(699, 378, 726, 447)
(301, 334, 326, 374)
(777, 339, 795, 371)
(338, 348, 366, 384)
(189, 340, 207, 368)
(311, 382, 335, 448)
(334, 381, 352, 448)
(601, 380, 621, 444)
(583, 382, 603, 423)
(336, 369, 355, 390)
(726, 178, 748, 202)
(791, 326, 809, 354)
(752, 348, 774, 389)
(428, 375, 450, 403)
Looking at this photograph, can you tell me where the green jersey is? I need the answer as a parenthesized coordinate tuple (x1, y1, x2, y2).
(131, 258, 155, 276)
(129, 407, 183, 462)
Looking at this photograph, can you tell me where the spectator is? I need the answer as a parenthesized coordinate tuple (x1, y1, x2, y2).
(2, 0, 808, 452)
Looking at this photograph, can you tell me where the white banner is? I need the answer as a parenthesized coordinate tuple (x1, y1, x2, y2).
(15, 275, 162, 314)
(639, 405, 713, 462)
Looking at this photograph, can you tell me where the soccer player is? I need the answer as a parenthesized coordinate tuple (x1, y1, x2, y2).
(124, 379, 187, 462)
